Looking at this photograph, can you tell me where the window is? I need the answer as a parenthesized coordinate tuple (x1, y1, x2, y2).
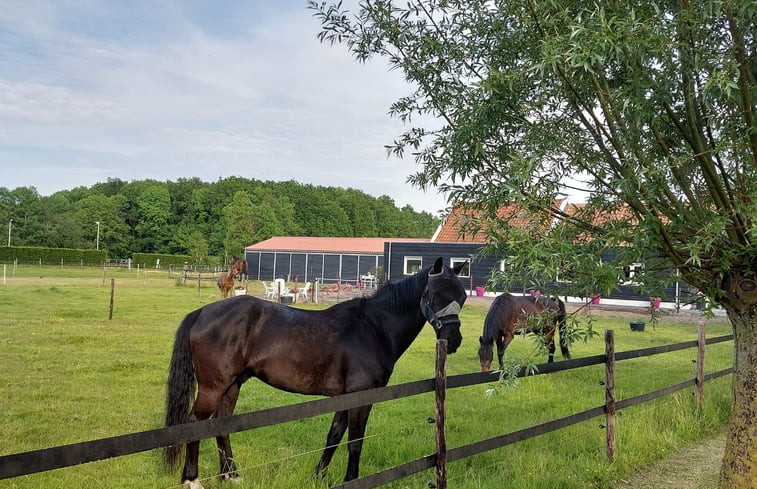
(622, 263, 645, 285)
(450, 258, 470, 277)
(404, 256, 422, 275)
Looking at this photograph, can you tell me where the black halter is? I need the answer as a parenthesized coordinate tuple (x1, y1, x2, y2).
(421, 294, 462, 330)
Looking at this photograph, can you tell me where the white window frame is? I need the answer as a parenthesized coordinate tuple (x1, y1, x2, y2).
(622, 262, 645, 285)
(404, 256, 423, 275)
(450, 257, 470, 277)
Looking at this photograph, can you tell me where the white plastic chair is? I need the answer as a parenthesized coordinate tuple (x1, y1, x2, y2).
(297, 282, 312, 302)
(262, 281, 276, 299)
(273, 278, 289, 297)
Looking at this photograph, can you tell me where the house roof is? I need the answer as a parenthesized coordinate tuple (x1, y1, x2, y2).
(431, 200, 567, 243)
(246, 236, 429, 254)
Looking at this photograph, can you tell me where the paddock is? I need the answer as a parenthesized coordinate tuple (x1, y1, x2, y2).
(0, 265, 734, 488)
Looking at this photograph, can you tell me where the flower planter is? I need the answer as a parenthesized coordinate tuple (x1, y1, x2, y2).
(475, 287, 485, 297)
(280, 295, 294, 305)
(630, 321, 646, 332)
(591, 295, 601, 305)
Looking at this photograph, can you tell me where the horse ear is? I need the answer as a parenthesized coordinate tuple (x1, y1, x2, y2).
(453, 260, 468, 275)
(432, 257, 443, 274)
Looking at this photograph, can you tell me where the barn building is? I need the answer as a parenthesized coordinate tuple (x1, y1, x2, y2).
(243, 201, 698, 309)
(244, 236, 427, 287)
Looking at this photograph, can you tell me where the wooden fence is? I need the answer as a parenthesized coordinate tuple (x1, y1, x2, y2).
(0, 324, 734, 488)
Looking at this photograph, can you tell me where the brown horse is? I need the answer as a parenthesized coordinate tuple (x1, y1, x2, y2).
(478, 293, 569, 371)
(164, 257, 467, 487)
(217, 260, 244, 299)
(230, 255, 248, 281)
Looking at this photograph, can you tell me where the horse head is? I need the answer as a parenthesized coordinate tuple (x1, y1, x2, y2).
(478, 336, 494, 372)
(420, 257, 467, 354)
(231, 258, 246, 280)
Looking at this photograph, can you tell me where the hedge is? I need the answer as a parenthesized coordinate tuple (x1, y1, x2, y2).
(0, 246, 107, 265)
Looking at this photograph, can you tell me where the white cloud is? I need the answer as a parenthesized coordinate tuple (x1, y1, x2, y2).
(0, 1, 448, 214)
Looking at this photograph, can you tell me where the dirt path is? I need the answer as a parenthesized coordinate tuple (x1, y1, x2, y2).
(615, 430, 726, 489)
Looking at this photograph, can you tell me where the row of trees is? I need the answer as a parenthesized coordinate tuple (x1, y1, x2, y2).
(0, 177, 439, 262)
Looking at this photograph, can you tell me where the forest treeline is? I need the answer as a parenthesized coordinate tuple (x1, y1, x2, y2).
(0, 177, 440, 263)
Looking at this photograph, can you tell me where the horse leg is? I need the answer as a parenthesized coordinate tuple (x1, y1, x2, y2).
(344, 405, 374, 482)
(182, 388, 223, 489)
(545, 328, 556, 363)
(314, 410, 348, 479)
(216, 380, 242, 481)
(498, 331, 514, 370)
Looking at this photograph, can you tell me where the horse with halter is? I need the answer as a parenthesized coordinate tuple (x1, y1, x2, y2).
(216, 260, 245, 299)
(164, 257, 467, 487)
(478, 293, 570, 372)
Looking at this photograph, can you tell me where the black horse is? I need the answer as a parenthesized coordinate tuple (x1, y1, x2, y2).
(478, 293, 569, 371)
(164, 257, 467, 488)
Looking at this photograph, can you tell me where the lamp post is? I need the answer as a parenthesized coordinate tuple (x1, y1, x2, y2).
(7, 219, 12, 247)
(95, 221, 100, 250)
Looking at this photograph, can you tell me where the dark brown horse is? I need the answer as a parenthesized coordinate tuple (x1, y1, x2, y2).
(478, 293, 569, 371)
(216, 260, 244, 299)
(164, 257, 467, 488)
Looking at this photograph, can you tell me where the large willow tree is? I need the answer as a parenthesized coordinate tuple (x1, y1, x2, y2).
(311, 0, 756, 486)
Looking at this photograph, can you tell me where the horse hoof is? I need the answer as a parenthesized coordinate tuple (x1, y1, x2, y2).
(183, 479, 204, 489)
(221, 473, 242, 484)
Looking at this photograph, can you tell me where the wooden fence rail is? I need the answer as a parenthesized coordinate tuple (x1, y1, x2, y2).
(0, 329, 734, 487)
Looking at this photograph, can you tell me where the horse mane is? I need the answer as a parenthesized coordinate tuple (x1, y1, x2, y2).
(336, 266, 428, 318)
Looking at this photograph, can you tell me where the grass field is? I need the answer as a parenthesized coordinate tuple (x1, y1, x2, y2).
(0, 265, 733, 489)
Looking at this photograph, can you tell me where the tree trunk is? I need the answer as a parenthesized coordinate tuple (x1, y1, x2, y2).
(719, 304, 757, 488)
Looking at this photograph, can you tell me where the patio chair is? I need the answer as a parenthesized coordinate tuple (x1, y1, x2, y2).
(297, 282, 312, 302)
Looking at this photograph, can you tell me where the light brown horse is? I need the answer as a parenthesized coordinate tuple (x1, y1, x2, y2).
(217, 260, 244, 299)
(478, 293, 569, 371)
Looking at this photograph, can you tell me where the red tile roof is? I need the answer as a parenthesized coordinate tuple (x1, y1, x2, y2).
(432, 200, 566, 243)
(246, 236, 428, 254)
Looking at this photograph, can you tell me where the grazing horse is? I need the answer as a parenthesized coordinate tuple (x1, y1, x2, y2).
(478, 293, 569, 372)
(216, 260, 244, 299)
(164, 257, 467, 488)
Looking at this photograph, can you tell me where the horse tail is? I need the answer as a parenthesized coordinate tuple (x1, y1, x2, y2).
(557, 298, 571, 359)
(163, 309, 199, 470)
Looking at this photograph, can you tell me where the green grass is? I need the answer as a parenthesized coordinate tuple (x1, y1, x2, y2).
(0, 266, 733, 489)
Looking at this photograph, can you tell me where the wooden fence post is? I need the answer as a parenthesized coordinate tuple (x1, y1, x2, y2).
(109, 279, 115, 320)
(435, 340, 448, 489)
(696, 321, 706, 411)
(604, 330, 616, 463)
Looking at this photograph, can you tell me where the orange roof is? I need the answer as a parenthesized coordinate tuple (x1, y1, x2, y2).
(246, 236, 428, 254)
(432, 200, 566, 243)
(564, 202, 637, 225)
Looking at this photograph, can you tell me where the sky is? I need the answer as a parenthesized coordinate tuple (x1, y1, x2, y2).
(0, 1, 451, 215)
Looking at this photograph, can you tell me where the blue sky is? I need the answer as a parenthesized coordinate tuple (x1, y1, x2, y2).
(0, 1, 449, 214)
